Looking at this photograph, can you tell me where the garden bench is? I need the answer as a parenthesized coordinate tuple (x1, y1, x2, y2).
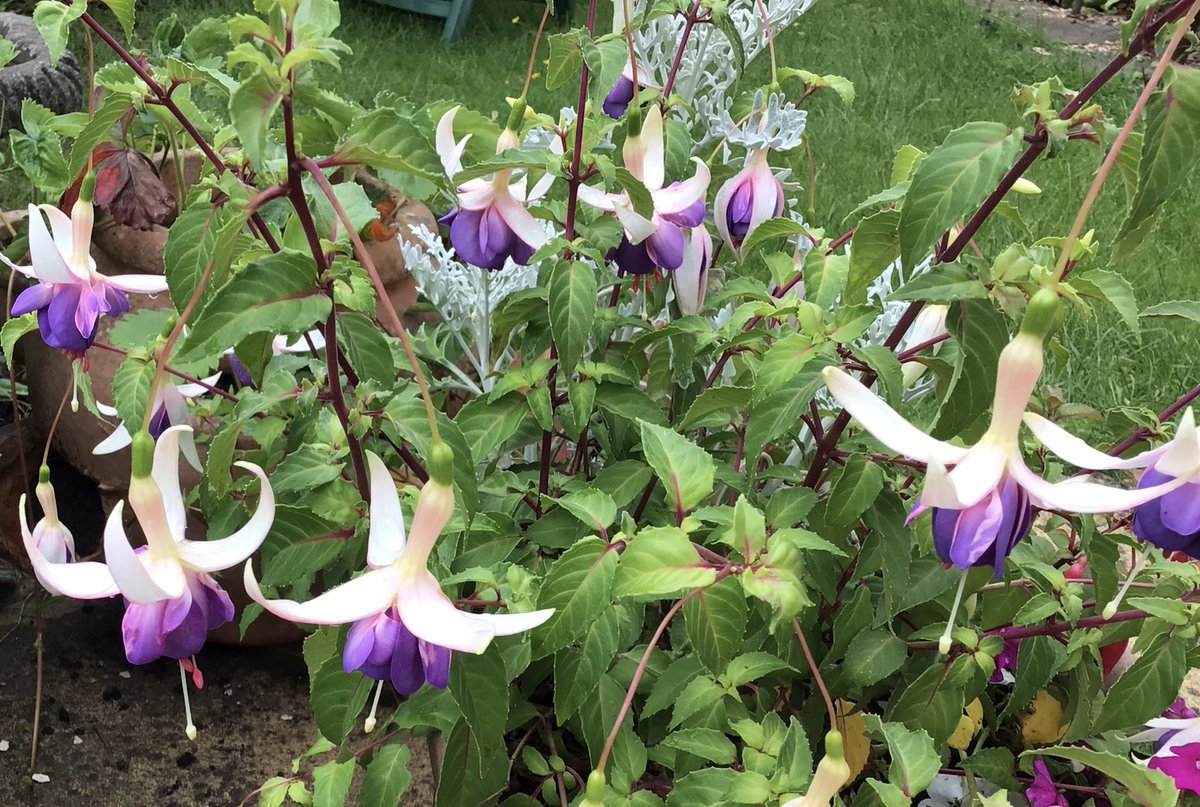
(366, 0, 572, 42)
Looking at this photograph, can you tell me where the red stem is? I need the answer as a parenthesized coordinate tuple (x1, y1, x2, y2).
(661, 0, 704, 99)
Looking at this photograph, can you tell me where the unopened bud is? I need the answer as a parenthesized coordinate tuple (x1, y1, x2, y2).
(1011, 178, 1041, 195)
(428, 441, 454, 487)
(1019, 287, 1060, 341)
(781, 733, 851, 807)
(581, 770, 606, 806)
(131, 431, 156, 478)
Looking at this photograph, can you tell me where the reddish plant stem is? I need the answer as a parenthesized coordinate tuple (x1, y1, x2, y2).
(793, 618, 838, 729)
(938, 768, 1106, 796)
(661, 0, 704, 99)
(91, 341, 240, 403)
(322, 312, 371, 503)
(896, 332, 951, 362)
(79, 12, 280, 254)
(1107, 383, 1200, 457)
(563, 0, 600, 242)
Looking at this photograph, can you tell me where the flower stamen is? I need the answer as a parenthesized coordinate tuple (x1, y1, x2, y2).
(940, 570, 970, 656)
(180, 661, 197, 741)
(364, 679, 385, 734)
(1103, 548, 1150, 620)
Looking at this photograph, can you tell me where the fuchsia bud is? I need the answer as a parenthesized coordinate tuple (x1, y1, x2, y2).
(781, 732, 851, 807)
(713, 148, 784, 255)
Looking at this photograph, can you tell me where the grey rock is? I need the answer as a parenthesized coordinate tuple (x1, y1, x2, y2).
(0, 12, 84, 134)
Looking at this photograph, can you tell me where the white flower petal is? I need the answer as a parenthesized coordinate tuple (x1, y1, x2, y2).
(244, 562, 400, 625)
(944, 444, 1008, 508)
(920, 455, 963, 509)
(27, 205, 78, 284)
(396, 573, 496, 654)
(822, 366, 966, 464)
(653, 158, 710, 216)
(103, 501, 184, 603)
(637, 105, 665, 191)
(1157, 408, 1200, 479)
(93, 423, 133, 455)
(470, 608, 556, 636)
(436, 106, 470, 178)
(105, 274, 169, 294)
(178, 462, 274, 573)
(20, 495, 117, 599)
(577, 184, 617, 213)
(366, 452, 407, 568)
(1008, 461, 1190, 514)
(612, 201, 657, 245)
(1023, 413, 1161, 470)
(152, 425, 191, 540)
(40, 203, 74, 257)
(493, 191, 549, 251)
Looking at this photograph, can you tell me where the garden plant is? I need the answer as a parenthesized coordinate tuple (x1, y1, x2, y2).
(6, 0, 1200, 804)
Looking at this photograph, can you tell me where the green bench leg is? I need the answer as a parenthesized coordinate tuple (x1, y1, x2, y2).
(442, 0, 476, 41)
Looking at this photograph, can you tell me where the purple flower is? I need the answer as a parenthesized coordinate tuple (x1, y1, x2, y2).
(122, 555, 235, 665)
(95, 374, 222, 472)
(602, 61, 652, 119)
(1134, 463, 1200, 557)
(343, 608, 451, 696)
(1026, 759, 1067, 807)
(930, 473, 1032, 579)
(713, 148, 784, 255)
(4, 201, 166, 353)
(1130, 699, 1200, 795)
(1149, 742, 1200, 795)
(990, 639, 1020, 684)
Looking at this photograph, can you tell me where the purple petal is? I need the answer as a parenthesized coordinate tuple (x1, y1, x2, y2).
(728, 182, 754, 235)
(603, 75, 636, 119)
(647, 220, 685, 271)
(420, 640, 452, 690)
(1160, 482, 1200, 537)
(42, 285, 91, 352)
(609, 237, 657, 276)
(104, 285, 130, 319)
(11, 284, 53, 317)
(344, 615, 381, 674)
(1150, 742, 1200, 796)
(148, 405, 173, 440)
(74, 283, 103, 340)
(660, 183, 706, 228)
(1134, 468, 1200, 551)
(438, 207, 459, 228)
(122, 600, 169, 665)
(229, 354, 255, 388)
(389, 619, 425, 696)
(199, 576, 234, 630)
(450, 206, 506, 270)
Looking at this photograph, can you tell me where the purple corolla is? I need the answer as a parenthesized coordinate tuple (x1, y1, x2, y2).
(95, 373, 221, 471)
(713, 148, 784, 256)
(1025, 759, 1067, 807)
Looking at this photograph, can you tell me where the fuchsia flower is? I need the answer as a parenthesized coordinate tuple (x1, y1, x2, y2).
(1026, 759, 1067, 807)
(579, 105, 710, 275)
(823, 290, 1184, 579)
(245, 447, 553, 699)
(1025, 407, 1200, 557)
(436, 107, 554, 269)
(4, 192, 167, 353)
(1130, 699, 1200, 794)
(990, 639, 1020, 684)
(603, 61, 653, 119)
(22, 473, 75, 567)
(23, 426, 275, 665)
(94, 373, 221, 470)
(671, 225, 714, 315)
(713, 147, 784, 255)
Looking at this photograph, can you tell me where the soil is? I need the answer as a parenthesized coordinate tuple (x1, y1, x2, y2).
(977, 0, 1122, 61)
(0, 579, 437, 806)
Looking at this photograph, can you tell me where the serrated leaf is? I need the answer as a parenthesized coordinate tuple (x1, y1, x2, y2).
(68, 92, 135, 181)
(533, 537, 618, 656)
(659, 729, 737, 765)
(864, 715, 940, 797)
(722, 651, 792, 688)
(449, 644, 510, 773)
(312, 759, 354, 807)
(1029, 746, 1178, 807)
(1140, 300, 1200, 322)
(164, 202, 248, 312)
(1073, 269, 1139, 336)
(546, 30, 583, 91)
(111, 354, 156, 436)
(931, 300, 1010, 440)
(337, 312, 394, 385)
(311, 656, 372, 744)
(554, 605, 622, 720)
(555, 488, 617, 534)
(825, 455, 885, 528)
(33, 1, 85, 66)
(739, 217, 810, 257)
(684, 576, 748, 675)
(360, 743, 413, 807)
(548, 259, 597, 373)
(98, 0, 135, 38)
(614, 526, 717, 599)
(669, 675, 725, 728)
(744, 360, 828, 462)
(899, 121, 1022, 271)
(1095, 637, 1185, 733)
(638, 420, 715, 515)
(846, 209, 901, 305)
(1003, 635, 1066, 719)
(230, 67, 284, 173)
(844, 630, 907, 687)
(336, 107, 441, 178)
(680, 385, 752, 431)
(1, 313, 37, 363)
(888, 262, 988, 302)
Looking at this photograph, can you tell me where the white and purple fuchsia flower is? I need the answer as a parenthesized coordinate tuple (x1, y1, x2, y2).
(94, 373, 221, 471)
(245, 443, 553, 730)
(435, 107, 554, 270)
(713, 147, 784, 257)
(579, 104, 711, 276)
(671, 224, 714, 316)
(1129, 698, 1200, 795)
(227, 330, 326, 388)
(603, 60, 654, 119)
(4, 183, 167, 353)
(22, 469, 76, 566)
(22, 425, 275, 739)
(823, 290, 1186, 651)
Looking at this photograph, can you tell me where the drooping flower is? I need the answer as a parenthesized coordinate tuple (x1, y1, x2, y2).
(823, 290, 1185, 578)
(1023, 407, 1200, 557)
(4, 189, 168, 353)
(713, 147, 784, 255)
(578, 104, 710, 275)
(990, 639, 1019, 684)
(780, 732, 851, 807)
(900, 303, 950, 389)
(1025, 759, 1067, 807)
(436, 107, 555, 270)
(227, 329, 325, 387)
(245, 445, 554, 699)
(1130, 699, 1200, 795)
(22, 471, 75, 567)
(603, 61, 654, 119)
(671, 225, 713, 315)
(94, 374, 222, 471)
(23, 425, 275, 666)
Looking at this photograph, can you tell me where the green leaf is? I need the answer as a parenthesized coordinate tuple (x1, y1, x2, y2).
(33, 1, 85, 66)
(336, 107, 441, 178)
(0, 37, 16, 70)
(260, 506, 342, 586)
(614, 526, 717, 599)
(680, 385, 752, 431)
(312, 759, 355, 807)
(744, 360, 828, 461)
(533, 537, 618, 656)
(659, 729, 737, 766)
(844, 629, 907, 687)
(725, 771, 772, 804)
(1140, 300, 1200, 322)
(98, 0, 136, 38)
(722, 651, 792, 688)
(1095, 637, 1186, 733)
(962, 748, 1018, 790)
(1029, 746, 1178, 807)
(204, 416, 245, 499)
(164, 202, 247, 312)
(338, 312, 394, 385)
(455, 394, 529, 461)
(1003, 635, 1067, 719)
(864, 715, 940, 797)
(359, 743, 413, 807)
(644, 655, 704, 719)
(554, 605, 622, 720)
(670, 675, 725, 728)
(887, 664, 964, 744)
(11, 101, 70, 196)
(68, 92, 134, 181)
(546, 30, 583, 91)
(825, 455, 885, 528)
(311, 656, 372, 744)
(684, 576, 748, 675)
(554, 489, 618, 534)
(1073, 270, 1139, 335)
(666, 768, 738, 807)
(1, 313, 37, 364)
(548, 259, 597, 374)
(931, 300, 1010, 440)
(754, 334, 824, 401)
(637, 420, 716, 515)
(1113, 66, 1200, 261)
(738, 217, 810, 257)
(846, 209, 901, 305)
(898, 121, 1022, 271)
(230, 67, 284, 173)
(111, 354, 156, 437)
(862, 780, 910, 807)
(272, 445, 346, 495)
(888, 262, 989, 302)
(450, 644, 510, 772)
(1012, 593, 1061, 626)
(178, 250, 330, 366)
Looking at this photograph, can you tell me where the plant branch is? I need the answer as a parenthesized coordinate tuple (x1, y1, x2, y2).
(792, 618, 838, 729)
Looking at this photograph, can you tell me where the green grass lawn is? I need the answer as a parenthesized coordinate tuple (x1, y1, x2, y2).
(12, 0, 1200, 419)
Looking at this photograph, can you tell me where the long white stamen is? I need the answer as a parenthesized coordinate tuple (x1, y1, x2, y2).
(1103, 548, 1151, 620)
(180, 662, 197, 741)
(70, 361, 81, 413)
(364, 679, 385, 734)
(940, 570, 971, 655)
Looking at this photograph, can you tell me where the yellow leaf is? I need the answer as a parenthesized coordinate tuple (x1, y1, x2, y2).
(835, 699, 870, 786)
(948, 698, 984, 751)
(1020, 689, 1068, 747)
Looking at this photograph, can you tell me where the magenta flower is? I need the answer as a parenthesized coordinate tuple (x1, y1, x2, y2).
(1131, 700, 1200, 795)
(1026, 759, 1067, 807)
(713, 148, 784, 255)
(990, 639, 1019, 684)
(579, 105, 709, 275)
(4, 198, 167, 353)
(435, 107, 555, 269)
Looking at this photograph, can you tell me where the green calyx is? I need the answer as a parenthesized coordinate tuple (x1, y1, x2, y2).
(428, 441, 455, 487)
(823, 730, 845, 761)
(582, 770, 606, 805)
(626, 102, 644, 135)
(38, 464, 51, 484)
(506, 96, 528, 133)
(1019, 287, 1060, 341)
(79, 173, 96, 204)
(131, 431, 155, 479)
